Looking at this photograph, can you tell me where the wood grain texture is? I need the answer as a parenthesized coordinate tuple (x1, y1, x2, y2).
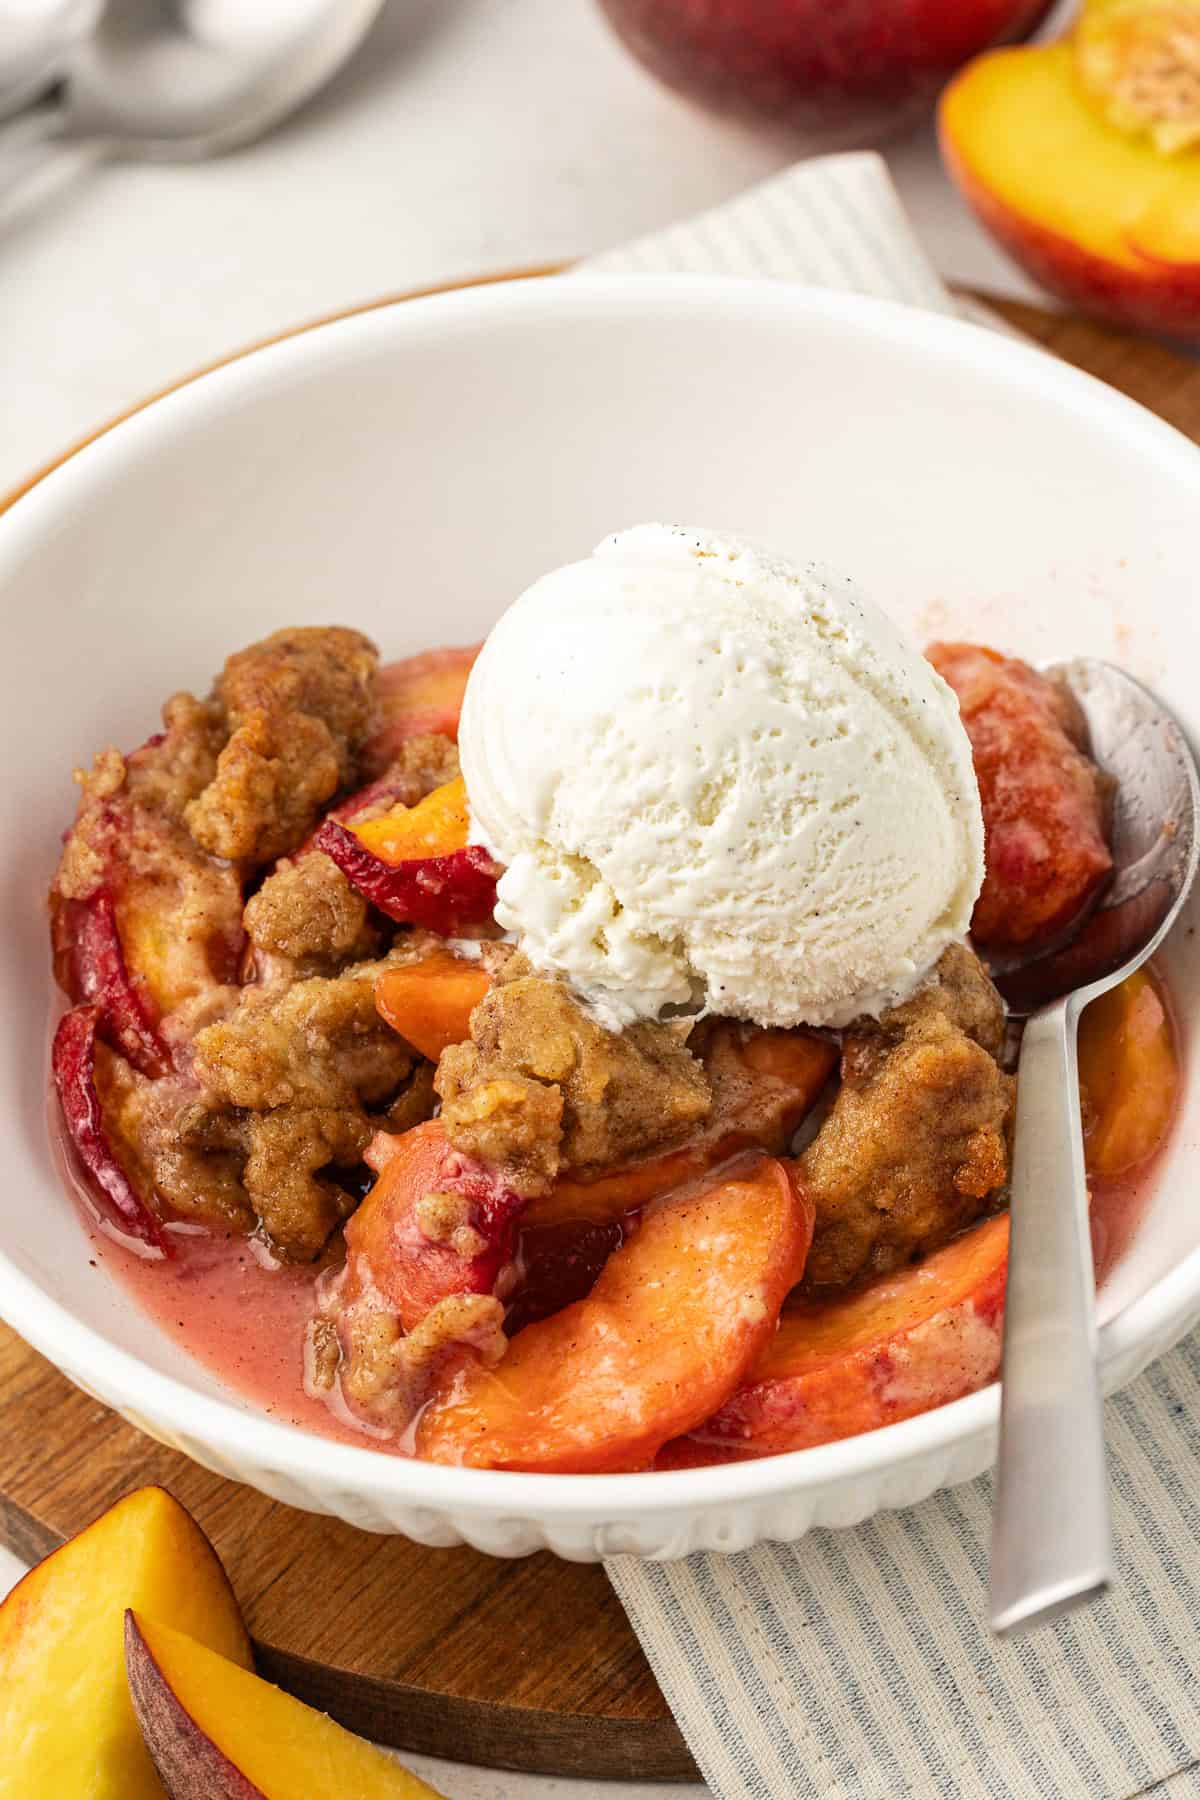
(1, 290, 1196, 1785)
(0, 1322, 693, 1782)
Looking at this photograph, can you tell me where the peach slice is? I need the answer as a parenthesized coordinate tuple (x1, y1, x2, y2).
(52, 887, 171, 1079)
(351, 776, 471, 864)
(417, 1155, 813, 1472)
(667, 1211, 1010, 1462)
(52, 799, 244, 1071)
(940, 19, 1200, 335)
(362, 644, 480, 779)
(375, 950, 493, 1060)
(342, 1119, 526, 1332)
(293, 766, 435, 856)
(315, 781, 499, 933)
(927, 643, 1112, 950)
(527, 1026, 837, 1228)
(316, 829, 499, 933)
(126, 1612, 445, 1799)
(52, 1005, 167, 1251)
(1079, 966, 1178, 1177)
(0, 1487, 251, 1799)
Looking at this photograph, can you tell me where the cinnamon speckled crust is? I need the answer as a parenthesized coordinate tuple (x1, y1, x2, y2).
(242, 736, 462, 977)
(867, 940, 1007, 1062)
(185, 627, 378, 866)
(436, 958, 712, 1194)
(192, 960, 415, 1112)
(242, 1106, 371, 1262)
(801, 946, 1014, 1292)
(330, 1293, 507, 1423)
(95, 1048, 255, 1234)
(244, 852, 381, 973)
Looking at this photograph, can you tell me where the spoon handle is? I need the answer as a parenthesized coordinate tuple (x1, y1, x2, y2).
(989, 995, 1113, 1635)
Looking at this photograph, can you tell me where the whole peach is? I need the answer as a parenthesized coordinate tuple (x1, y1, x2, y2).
(596, 0, 1056, 147)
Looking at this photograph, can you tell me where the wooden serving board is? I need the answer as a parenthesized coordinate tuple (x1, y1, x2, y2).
(2, 292, 1198, 1786)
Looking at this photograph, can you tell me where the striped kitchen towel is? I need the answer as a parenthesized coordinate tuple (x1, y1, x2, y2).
(585, 155, 1200, 1800)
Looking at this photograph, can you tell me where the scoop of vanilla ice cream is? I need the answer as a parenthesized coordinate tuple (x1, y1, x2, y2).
(459, 525, 984, 1030)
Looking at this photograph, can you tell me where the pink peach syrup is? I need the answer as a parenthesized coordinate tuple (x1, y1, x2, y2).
(51, 1124, 1163, 1460)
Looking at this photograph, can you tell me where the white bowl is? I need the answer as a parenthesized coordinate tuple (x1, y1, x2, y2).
(2, 275, 1198, 1560)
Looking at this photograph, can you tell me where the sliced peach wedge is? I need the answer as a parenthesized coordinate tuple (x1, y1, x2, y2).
(0, 1487, 251, 1799)
(341, 1119, 525, 1332)
(375, 948, 493, 1060)
(940, 4, 1200, 334)
(52, 1005, 167, 1251)
(528, 1025, 837, 1229)
(317, 777, 500, 933)
(126, 1613, 446, 1799)
(662, 1211, 1010, 1465)
(1079, 964, 1179, 1177)
(418, 1155, 814, 1472)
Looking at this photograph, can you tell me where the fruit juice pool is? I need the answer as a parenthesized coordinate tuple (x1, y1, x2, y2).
(47, 1087, 1165, 1454)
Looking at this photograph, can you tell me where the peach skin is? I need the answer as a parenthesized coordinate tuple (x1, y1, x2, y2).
(940, 5, 1200, 334)
(418, 1154, 814, 1473)
(0, 1487, 251, 1799)
(663, 1211, 1010, 1464)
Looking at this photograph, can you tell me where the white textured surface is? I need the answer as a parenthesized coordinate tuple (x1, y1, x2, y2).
(462, 523, 983, 1028)
(0, 0, 1051, 501)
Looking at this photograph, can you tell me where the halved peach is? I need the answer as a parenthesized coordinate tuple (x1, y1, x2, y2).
(342, 1119, 526, 1332)
(375, 949, 492, 1059)
(666, 1211, 1010, 1462)
(0, 1487, 250, 1798)
(1079, 965, 1178, 1177)
(940, 14, 1200, 335)
(362, 644, 479, 778)
(417, 1155, 813, 1472)
(126, 1612, 445, 1799)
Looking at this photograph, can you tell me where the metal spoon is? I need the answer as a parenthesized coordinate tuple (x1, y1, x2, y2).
(988, 660, 1199, 1636)
(1, 0, 383, 164)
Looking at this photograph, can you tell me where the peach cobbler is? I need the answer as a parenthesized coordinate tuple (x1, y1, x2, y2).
(49, 530, 1179, 1471)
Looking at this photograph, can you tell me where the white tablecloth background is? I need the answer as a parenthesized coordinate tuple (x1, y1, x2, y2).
(1, 0, 1052, 499)
(0, 2, 1073, 1793)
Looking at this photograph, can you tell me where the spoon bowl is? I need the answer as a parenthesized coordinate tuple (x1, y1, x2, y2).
(992, 660, 1200, 1019)
(988, 659, 1200, 1637)
(4, 0, 384, 162)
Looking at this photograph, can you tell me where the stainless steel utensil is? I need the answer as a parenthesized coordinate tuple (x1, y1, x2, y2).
(988, 659, 1199, 1635)
(2, 0, 383, 162)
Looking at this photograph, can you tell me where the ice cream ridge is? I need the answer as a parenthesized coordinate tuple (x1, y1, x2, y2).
(459, 525, 985, 1030)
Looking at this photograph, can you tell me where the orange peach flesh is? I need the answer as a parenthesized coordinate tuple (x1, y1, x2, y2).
(1079, 965, 1179, 1177)
(375, 951, 492, 1061)
(0, 1487, 251, 1799)
(666, 1213, 1010, 1462)
(418, 1157, 812, 1472)
(353, 776, 471, 864)
(940, 40, 1200, 330)
(126, 1612, 445, 1798)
